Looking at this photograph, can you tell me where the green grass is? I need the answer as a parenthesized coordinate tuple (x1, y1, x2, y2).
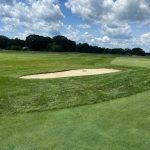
(0, 51, 150, 114)
(111, 56, 150, 68)
(0, 90, 150, 150)
(0, 51, 150, 149)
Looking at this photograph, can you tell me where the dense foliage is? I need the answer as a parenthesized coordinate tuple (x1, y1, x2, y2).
(0, 34, 146, 56)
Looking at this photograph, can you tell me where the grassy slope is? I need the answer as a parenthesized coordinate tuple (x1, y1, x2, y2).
(0, 51, 150, 114)
(0, 51, 150, 150)
(0, 90, 150, 150)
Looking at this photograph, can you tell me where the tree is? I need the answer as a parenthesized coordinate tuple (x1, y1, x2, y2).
(132, 48, 146, 56)
(53, 36, 76, 52)
(110, 48, 125, 55)
(48, 43, 62, 52)
(7, 38, 26, 50)
(0, 34, 147, 56)
(10, 38, 25, 47)
(76, 43, 91, 53)
(0, 35, 10, 49)
(26, 35, 51, 51)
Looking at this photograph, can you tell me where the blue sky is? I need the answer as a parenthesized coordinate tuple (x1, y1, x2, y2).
(0, 0, 150, 52)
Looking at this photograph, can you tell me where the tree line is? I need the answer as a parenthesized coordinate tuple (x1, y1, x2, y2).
(0, 34, 146, 56)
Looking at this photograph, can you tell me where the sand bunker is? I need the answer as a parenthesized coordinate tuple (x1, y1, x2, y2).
(21, 68, 120, 79)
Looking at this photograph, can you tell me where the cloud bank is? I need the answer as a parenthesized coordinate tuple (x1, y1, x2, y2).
(0, 0, 64, 38)
(0, 0, 149, 51)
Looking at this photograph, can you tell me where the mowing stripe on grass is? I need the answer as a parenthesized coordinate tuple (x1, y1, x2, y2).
(0, 90, 150, 150)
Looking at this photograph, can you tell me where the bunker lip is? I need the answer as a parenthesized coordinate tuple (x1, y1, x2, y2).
(20, 68, 120, 79)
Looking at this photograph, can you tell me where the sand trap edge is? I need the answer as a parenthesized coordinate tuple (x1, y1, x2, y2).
(20, 68, 120, 79)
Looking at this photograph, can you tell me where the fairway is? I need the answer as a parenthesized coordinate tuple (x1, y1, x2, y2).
(0, 51, 150, 150)
(111, 56, 150, 68)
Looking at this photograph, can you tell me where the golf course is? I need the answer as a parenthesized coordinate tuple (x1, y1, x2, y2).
(0, 51, 150, 150)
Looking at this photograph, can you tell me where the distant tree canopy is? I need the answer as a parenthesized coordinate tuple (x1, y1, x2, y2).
(53, 36, 76, 52)
(0, 36, 10, 49)
(26, 35, 51, 51)
(0, 34, 147, 56)
(132, 48, 146, 56)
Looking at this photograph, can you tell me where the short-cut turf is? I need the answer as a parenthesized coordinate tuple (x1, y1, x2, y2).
(0, 90, 150, 150)
(111, 56, 150, 68)
(0, 51, 150, 150)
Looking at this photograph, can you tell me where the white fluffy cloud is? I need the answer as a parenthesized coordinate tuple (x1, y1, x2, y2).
(65, 0, 150, 23)
(140, 32, 150, 43)
(65, 0, 114, 23)
(102, 22, 132, 39)
(112, 0, 150, 21)
(62, 25, 111, 46)
(0, 0, 149, 51)
(78, 24, 91, 29)
(0, 0, 64, 36)
(65, 0, 150, 43)
(91, 36, 111, 43)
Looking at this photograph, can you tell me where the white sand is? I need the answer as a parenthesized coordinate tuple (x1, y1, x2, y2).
(20, 68, 120, 79)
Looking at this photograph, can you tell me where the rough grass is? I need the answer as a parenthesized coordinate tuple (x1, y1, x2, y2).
(0, 51, 150, 114)
(0, 90, 150, 150)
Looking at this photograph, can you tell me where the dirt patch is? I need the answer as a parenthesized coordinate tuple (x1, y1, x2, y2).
(20, 68, 120, 79)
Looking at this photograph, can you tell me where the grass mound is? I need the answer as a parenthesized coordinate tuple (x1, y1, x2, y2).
(0, 52, 150, 114)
